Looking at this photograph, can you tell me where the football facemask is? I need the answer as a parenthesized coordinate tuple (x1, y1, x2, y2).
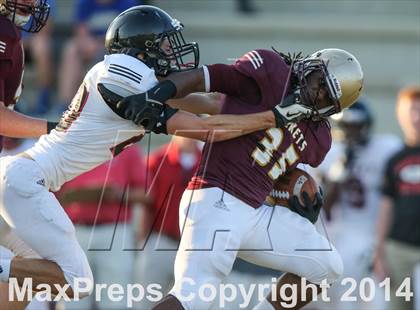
(295, 48, 364, 118)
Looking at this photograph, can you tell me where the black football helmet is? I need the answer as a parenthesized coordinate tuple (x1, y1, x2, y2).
(105, 5, 199, 76)
(0, 0, 50, 33)
(333, 99, 373, 146)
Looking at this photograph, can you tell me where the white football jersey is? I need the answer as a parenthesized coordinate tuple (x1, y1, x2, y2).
(315, 135, 402, 234)
(27, 54, 158, 191)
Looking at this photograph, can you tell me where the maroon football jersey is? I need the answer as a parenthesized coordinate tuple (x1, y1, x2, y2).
(0, 16, 24, 150)
(188, 49, 332, 208)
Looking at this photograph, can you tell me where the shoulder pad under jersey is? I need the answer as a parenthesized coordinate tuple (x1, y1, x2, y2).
(99, 53, 158, 94)
(234, 49, 292, 103)
(0, 17, 21, 59)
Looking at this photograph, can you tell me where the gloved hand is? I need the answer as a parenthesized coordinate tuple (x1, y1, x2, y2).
(117, 92, 165, 130)
(115, 80, 177, 127)
(288, 188, 324, 224)
(272, 92, 313, 127)
(97, 83, 166, 132)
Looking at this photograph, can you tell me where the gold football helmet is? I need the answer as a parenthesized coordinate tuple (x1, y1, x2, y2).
(295, 48, 364, 117)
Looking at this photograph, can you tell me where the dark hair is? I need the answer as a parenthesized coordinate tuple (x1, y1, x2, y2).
(271, 47, 306, 89)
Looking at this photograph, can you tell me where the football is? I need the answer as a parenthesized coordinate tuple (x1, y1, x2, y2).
(267, 168, 319, 207)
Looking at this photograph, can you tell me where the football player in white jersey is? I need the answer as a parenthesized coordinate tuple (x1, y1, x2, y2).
(313, 100, 401, 309)
(0, 5, 311, 306)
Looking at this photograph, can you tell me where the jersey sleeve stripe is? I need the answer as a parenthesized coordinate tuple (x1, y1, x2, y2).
(248, 51, 262, 66)
(108, 68, 142, 84)
(250, 51, 263, 65)
(202, 65, 210, 92)
(244, 54, 258, 69)
(109, 64, 143, 80)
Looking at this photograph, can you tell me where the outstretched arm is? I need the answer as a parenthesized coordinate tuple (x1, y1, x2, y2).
(98, 79, 312, 137)
(0, 103, 52, 138)
(156, 64, 260, 101)
(115, 63, 260, 121)
(166, 109, 275, 142)
(0, 57, 56, 138)
(165, 67, 206, 99)
(167, 92, 223, 115)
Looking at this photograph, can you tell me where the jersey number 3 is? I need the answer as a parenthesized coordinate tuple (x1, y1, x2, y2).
(251, 128, 299, 180)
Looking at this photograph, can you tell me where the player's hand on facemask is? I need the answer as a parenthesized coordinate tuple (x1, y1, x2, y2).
(272, 92, 313, 127)
(288, 188, 324, 224)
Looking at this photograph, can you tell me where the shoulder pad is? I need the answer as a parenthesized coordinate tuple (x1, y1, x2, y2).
(235, 49, 292, 103)
(100, 54, 158, 93)
(235, 49, 288, 76)
(0, 17, 21, 59)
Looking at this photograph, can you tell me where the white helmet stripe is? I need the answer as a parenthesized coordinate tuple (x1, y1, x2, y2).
(326, 73, 342, 100)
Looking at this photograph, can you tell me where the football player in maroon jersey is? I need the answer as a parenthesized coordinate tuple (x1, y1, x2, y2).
(0, 0, 52, 308)
(110, 48, 363, 310)
(0, 0, 53, 150)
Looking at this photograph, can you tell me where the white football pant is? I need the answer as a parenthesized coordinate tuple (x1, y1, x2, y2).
(0, 156, 93, 297)
(169, 187, 343, 310)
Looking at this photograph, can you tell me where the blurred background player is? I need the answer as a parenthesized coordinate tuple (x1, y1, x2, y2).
(56, 144, 148, 310)
(312, 100, 401, 309)
(374, 86, 420, 310)
(136, 136, 201, 309)
(57, 0, 139, 113)
(236, 0, 257, 14)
